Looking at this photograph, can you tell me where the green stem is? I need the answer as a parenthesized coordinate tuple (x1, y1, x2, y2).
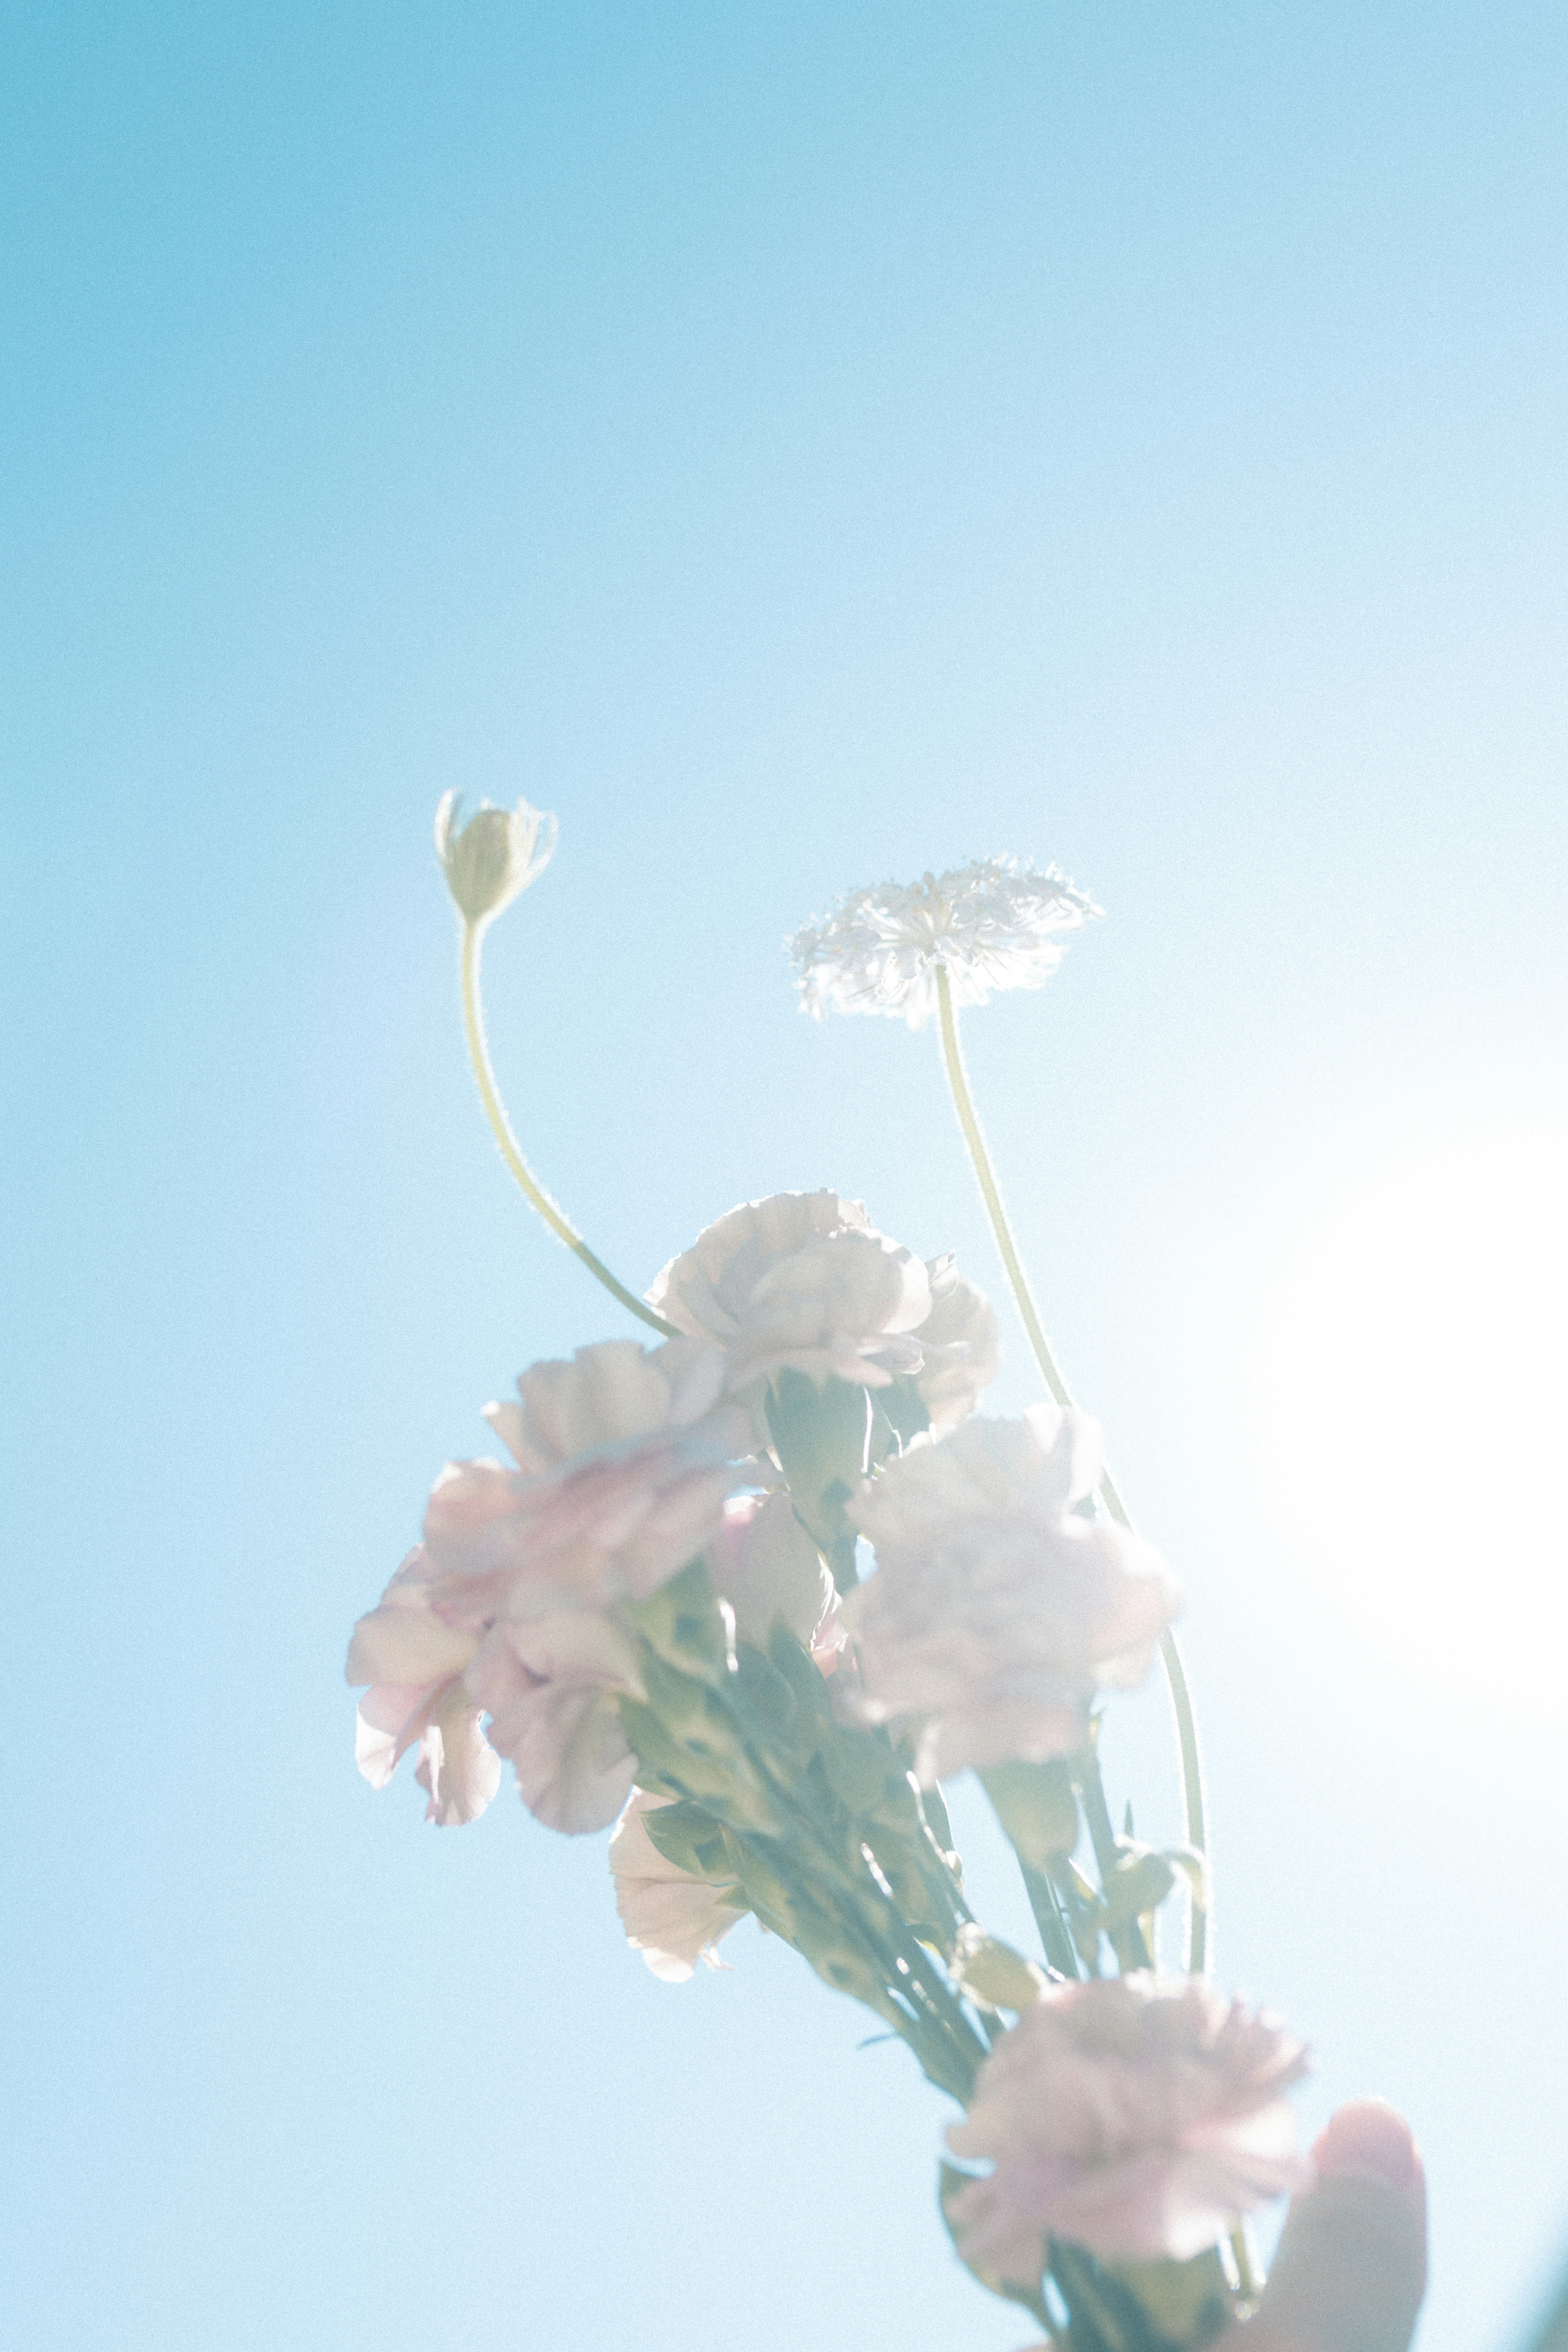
(933, 963, 1210, 1971)
(459, 921, 678, 1339)
(1020, 1860, 1084, 1980)
(1073, 1739, 1153, 1974)
(1230, 2223, 1261, 2304)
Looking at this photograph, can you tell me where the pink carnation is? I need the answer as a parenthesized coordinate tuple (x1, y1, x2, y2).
(646, 1191, 998, 1432)
(608, 1791, 746, 1981)
(842, 1404, 1180, 1782)
(946, 1975, 1312, 2272)
(457, 1336, 755, 1603)
(347, 1548, 500, 1826)
(347, 1338, 754, 1828)
(464, 1604, 643, 1834)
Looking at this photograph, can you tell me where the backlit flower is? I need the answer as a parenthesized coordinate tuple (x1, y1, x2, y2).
(646, 1191, 998, 1432)
(791, 857, 1100, 1031)
(347, 1337, 754, 1828)
(609, 1790, 747, 1981)
(462, 1336, 754, 1603)
(465, 1604, 643, 1833)
(945, 1975, 1312, 2270)
(841, 1404, 1179, 1783)
(347, 1547, 500, 1826)
(434, 790, 557, 928)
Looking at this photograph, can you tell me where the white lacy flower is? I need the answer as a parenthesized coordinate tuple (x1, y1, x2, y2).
(791, 857, 1100, 1031)
(945, 1975, 1312, 2270)
(646, 1191, 998, 1433)
(609, 1791, 746, 1981)
(841, 1404, 1180, 1784)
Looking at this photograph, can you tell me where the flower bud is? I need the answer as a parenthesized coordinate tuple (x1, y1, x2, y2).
(434, 789, 557, 927)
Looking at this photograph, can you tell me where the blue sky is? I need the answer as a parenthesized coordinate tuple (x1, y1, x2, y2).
(4, 7, 1566, 2350)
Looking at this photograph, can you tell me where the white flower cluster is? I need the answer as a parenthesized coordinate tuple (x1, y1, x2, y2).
(791, 855, 1100, 1031)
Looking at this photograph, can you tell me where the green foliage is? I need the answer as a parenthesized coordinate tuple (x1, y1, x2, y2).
(979, 1758, 1080, 1868)
(1040, 2241, 1236, 2352)
(613, 1552, 986, 2098)
(949, 1924, 1047, 2012)
(764, 1368, 872, 1591)
(1101, 2250, 1234, 2352)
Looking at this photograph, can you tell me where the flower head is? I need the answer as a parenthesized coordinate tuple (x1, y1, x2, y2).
(944, 1974, 1312, 2271)
(434, 789, 557, 928)
(646, 1191, 998, 1434)
(470, 1336, 754, 1602)
(609, 1790, 747, 1981)
(791, 856, 1100, 1031)
(840, 1403, 1180, 1783)
(466, 1603, 644, 1833)
(347, 1338, 754, 1831)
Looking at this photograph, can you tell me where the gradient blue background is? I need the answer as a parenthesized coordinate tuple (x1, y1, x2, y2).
(4, 7, 1566, 2349)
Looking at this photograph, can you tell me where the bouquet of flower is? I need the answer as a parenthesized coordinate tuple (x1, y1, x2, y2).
(346, 797, 1315, 2352)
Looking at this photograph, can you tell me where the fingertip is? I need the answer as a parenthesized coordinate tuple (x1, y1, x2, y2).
(1312, 2101, 1424, 2199)
(1237, 2102, 1428, 2352)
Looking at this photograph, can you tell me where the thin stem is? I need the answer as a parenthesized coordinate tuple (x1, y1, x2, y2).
(459, 922, 678, 1339)
(1074, 1739, 1153, 1974)
(934, 964, 1210, 1967)
(1019, 1860, 1084, 1980)
(1230, 2223, 1262, 2304)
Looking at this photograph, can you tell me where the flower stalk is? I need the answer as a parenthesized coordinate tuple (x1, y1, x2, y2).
(933, 962, 1209, 1969)
(458, 919, 679, 1339)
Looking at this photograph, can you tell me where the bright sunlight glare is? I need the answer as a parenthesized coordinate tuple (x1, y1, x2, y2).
(1249, 1120, 1568, 1708)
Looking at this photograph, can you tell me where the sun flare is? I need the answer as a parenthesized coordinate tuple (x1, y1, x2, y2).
(1251, 1121, 1568, 1704)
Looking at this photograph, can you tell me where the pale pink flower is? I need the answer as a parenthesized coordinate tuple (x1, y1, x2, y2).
(841, 1405, 1180, 1783)
(608, 1791, 747, 1982)
(465, 1605, 643, 1834)
(347, 1548, 500, 1826)
(707, 1491, 839, 1654)
(446, 1336, 754, 1604)
(646, 1191, 998, 1431)
(347, 1337, 754, 1828)
(918, 1252, 1002, 1433)
(945, 1975, 1312, 2271)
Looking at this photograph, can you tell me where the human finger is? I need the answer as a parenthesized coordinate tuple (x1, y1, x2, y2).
(1232, 2101, 1427, 2352)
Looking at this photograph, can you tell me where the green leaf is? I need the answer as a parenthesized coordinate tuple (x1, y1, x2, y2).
(766, 1622, 834, 1728)
(764, 1369, 873, 1588)
(870, 1373, 931, 1455)
(731, 1645, 799, 1741)
(817, 1725, 894, 1816)
(979, 1759, 1080, 1869)
(616, 1695, 782, 1834)
(626, 1557, 728, 1677)
(1100, 1848, 1178, 1931)
(949, 1924, 1047, 2012)
(639, 1798, 731, 1881)
(1102, 2250, 1235, 2352)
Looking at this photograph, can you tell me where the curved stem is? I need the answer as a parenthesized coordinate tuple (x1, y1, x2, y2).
(933, 964, 1210, 1969)
(459, 922, 679, 1339)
